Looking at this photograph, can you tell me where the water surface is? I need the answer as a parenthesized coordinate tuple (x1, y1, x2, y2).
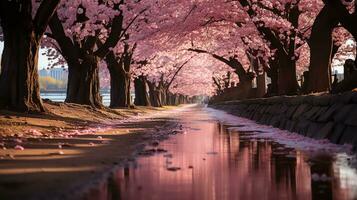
(41, 92, 110, 106)
(85, 107, 357, 200)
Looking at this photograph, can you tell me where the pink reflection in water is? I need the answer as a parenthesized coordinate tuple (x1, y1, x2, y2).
(82, 109, 357, 200)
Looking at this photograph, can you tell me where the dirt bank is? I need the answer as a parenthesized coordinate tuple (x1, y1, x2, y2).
(0, 102, 186, 200)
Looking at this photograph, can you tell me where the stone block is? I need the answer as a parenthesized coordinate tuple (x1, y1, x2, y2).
(258, 114, 270, 125)
(317, 103, 344, 122)
(312, 122, 334, 140)
(278, 119, 287, 130)
(268, 115, 280, 127)
(328, 123, 345, 144)
(342, 105, 357, 126)
(270, 104, 283, 114)
(303, 95, 315, 104)
(268, 116, 281, 127)
(312, 95, 332, 106)
(285, 120, 297, 132)
(280, 104, 289, 114)
(312, 106, 330, 121)
(339, 92, 354, 104)
(292, 104, 311, 119)
(290, 96, 306, 105)
(258, 105, 268, 114)
(339, 126, 357, 145)
(293, 119, 309, 135)
(306, 122, 324, 138)
(286, 105, 298, 119)
(333, 104, 354, 123)
(350, 92, 357, 104)
(303, 106, 321, 120)
(252, 112, 262, 121)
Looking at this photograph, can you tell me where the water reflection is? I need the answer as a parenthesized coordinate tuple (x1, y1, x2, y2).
(82, 112, 357, 200)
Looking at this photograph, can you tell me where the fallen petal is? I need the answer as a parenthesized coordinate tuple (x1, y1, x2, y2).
(14, 145, 24, 151)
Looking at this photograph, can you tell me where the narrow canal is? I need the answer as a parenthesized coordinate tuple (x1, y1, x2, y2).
(83, 106, 357, 200)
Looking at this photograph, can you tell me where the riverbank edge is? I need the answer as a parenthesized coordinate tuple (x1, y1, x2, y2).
(209, 91, 357, 150)
(0, 102, 184, 200)
(0, 101, 174, 137)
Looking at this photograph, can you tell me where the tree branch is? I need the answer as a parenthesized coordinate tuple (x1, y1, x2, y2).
(34, 0, 60, 38)
(94, 12, 124, 58)
(95, 7, 147, 58)
(49, 12, 79, 64)
(167, 56, 194, 89)
(187, 48, 231, 65)
(239, 0, 288, 56)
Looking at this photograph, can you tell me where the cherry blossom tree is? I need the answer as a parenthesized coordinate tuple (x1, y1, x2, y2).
(46, 0, 122, 108)
(237, 0, 323, 94)
(322, 0, 357, 93)
(144, 53, 195, 107)
(45, 0, 148, 108)
(105, 40, 136, 108)
(0, 0, 60, 112)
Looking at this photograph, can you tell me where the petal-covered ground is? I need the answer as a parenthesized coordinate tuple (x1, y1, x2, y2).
(0, 103, 191, 200)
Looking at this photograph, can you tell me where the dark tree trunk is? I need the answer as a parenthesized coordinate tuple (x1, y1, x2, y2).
(178, 95, 185, 104)
(106, 59, 130, 108)
(277, 54, 299, 95)
(166, 92, 177, 106)
(0, 25, 44, 112)
(0, 0, 60, 112)
(127, 79, 132, 106)
(307, 5, 339, 92)
(167, 93, 179, 106)
(65, 56, 102, 108)
(109, 68, 130, 108)
(148, 81, 162, 107)
(160, 87, 167, 106)
(134, 76, 150, 106)
(266, 59, 279, 96)
(256, 72, 266, 98)
(50, 14, 103, 108)
(249, 55, 266, 97)
(106, 43, 134, 108)
(49, 7, 126, 109)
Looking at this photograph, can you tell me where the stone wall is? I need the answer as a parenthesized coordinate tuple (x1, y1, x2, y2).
(210, 91, 357, 150)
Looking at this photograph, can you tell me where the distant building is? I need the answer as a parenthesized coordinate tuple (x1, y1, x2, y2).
(39, 67, 68, 82)
(39, 69, 50, 77)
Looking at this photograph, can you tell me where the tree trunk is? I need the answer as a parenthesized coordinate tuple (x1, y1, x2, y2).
(134, 76, 151, 106)
(0, 23, 44, 112)
(0, 0, 60, 112)
(307, 5, 339, 92)
(107, 62, 130, 108)
(277, 54, 299, 95)
(178, 95, 185, 104)
(148, 81, 162, 107)
(256, 71, 266, 98)
(160, 88, 167, 106)
(174, 94, 179, 105)
(266, 60, 279, 96)
(168, 93, 179, 106)
(65, 57, 102, 108)
(127, 79, 132, 106)
(166, 92, 176, 106)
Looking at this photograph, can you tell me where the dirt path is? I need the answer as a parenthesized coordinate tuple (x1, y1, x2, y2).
(0, 103, 189, 200)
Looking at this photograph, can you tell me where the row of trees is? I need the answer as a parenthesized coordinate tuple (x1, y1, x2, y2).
(122, 0, 356, 101)
(0, 0, 356, 112)
(0, 0, 201, 112)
